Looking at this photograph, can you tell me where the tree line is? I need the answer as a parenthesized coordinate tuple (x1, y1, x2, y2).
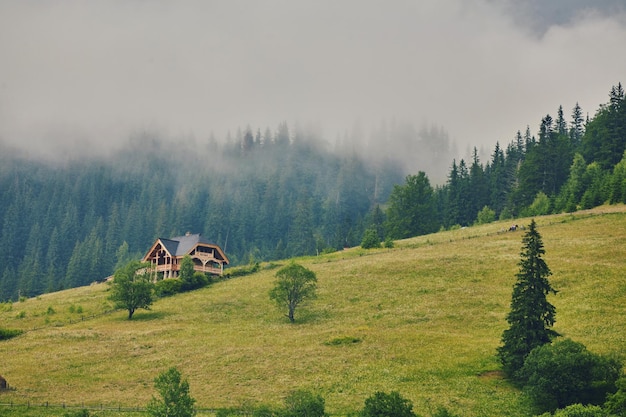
(380, 83, 626, 240)
(1, 82, 625, 301)
(0, 127, 404, 301)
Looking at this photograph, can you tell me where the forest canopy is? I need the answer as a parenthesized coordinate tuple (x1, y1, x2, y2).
(0, 82, 625, 301)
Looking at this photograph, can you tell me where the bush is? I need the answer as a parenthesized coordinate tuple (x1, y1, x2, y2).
(431, 407, 460, 417)
(360, 391, 418, 417)
(154, 279, 183, 297)
(517, 338, 622, 413)
(522, 192, 551, 217)
(283, 390, 327, 417)
(146, 367, 195, 417)
(225, 262, 260, 278)
(0, 328, 24, 340)
(383, 237, 394, 248)
(475, 205, 496, 225)
(538, 403, 608, 417)
(181, 271, 210, 291)
(361, 228, 381, 249)
(604, 376, 626, 416)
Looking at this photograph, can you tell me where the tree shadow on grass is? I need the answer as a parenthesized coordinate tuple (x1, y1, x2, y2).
(120, 310, 170, 321)
(290, 308, 331, 325)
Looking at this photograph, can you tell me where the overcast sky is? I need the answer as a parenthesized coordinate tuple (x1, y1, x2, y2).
(1, 0, 626, 159)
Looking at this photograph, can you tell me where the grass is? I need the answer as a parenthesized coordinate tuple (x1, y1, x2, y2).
(1, 205, 625, 416)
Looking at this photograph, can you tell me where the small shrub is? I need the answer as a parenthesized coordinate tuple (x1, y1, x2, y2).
(432, 407, 460, 417)
(604, 376, 626, 416)
(226, 263, 261, 278)
(361, 228, 381, 249)
(46, 306, 55, 315)
(18, 296, 27, 303)
(499, 207, 514, 220)
(522, 191, 551, 217)
(283, 390, 327, 417)
(518, 338, 622, 412)
(69, 304, 76, 313)
(252, 404, 278, 417)
(215, 407, 242, 417)
(541, 403, 608, 417)
(475, 205, 496, 225)
(76, 305, 83, 314)
(181, 271, 210, 291)
(360, 391, 418, 417)
(383, 237, 394, 248)
(15, 311, 26, 319)
(154, 279, 183, 297)
(0, 328, 24, 340)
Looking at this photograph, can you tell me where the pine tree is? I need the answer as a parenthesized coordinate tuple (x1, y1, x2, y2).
(497, 219, 558, 378)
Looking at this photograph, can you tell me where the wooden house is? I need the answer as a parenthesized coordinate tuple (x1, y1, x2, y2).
(142, 233, 229, 278)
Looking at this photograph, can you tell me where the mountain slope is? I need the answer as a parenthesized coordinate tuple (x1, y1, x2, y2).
(1, 205, 625, 416)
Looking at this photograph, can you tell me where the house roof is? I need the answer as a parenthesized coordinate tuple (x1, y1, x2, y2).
(166, 233, 215, 256)
(144, 233, 229, 264)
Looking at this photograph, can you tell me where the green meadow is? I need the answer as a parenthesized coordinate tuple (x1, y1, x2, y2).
(1, 205, 625, 416)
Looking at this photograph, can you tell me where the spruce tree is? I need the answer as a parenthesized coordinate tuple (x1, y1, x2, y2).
(497, 219, 558, 378)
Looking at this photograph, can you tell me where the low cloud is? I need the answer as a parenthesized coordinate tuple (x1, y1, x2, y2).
(1, 0, 625, 161)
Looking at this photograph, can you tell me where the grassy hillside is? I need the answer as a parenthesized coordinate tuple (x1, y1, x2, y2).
(1, 206, 625, 416)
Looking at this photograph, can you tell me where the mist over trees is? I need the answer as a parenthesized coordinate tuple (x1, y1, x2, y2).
(0, 82, 625, 301)
(0, 124, 405, 300)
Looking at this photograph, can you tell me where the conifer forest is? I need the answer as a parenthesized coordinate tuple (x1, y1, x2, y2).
(1, 83, 625, 301)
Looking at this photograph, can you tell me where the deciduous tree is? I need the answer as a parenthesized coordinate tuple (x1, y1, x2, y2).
(518, 338, 622, 412)
(147, 367, 196, 417)
(269, 262, 317, 323)
(109, 260, 154, 320)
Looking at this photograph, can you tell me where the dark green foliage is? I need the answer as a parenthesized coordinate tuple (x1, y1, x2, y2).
(385, 172, 438, 239)
(225, 262, 260, 278)
(0, 128, 401, 300)
(215, 407, 241, 417)
(178, 255, 195, 288)
(498, 220, 558, 378)
(609, 151, 626, 204)
(269, 262, 317, 323)
(0, 328, 23, 340)
(605, 377, 626, 416)
(583, 82, 626, 170)
(475, 205, 496, 225)
(147, 367, 196, 417)
(431, 407, 460, 417)
(361, 228, 382, 249)
(178, 255, 209, 292)
(108, 260, 154, 320)
(283, 390, 327, 417)
(1, 83, 626, 300)
(517, 338, 622, 413)
(324, 336, 362, 346)
(539, 404, 608, 417)
(360, 391, 418, 417)
(154, 278, 183, 298)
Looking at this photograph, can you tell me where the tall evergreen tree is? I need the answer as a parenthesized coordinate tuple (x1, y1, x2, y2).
(497, 219, 558, 378)
(385, 172, 437, 239)
(570, 102, 585, 149)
